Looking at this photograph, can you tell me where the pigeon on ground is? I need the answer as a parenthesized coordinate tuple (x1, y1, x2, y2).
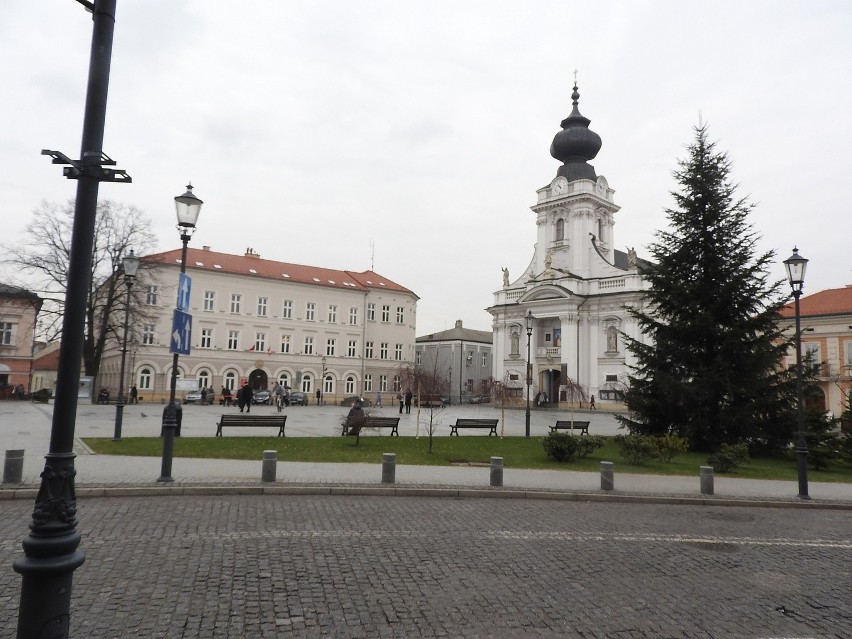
(141, 412, 147, 417)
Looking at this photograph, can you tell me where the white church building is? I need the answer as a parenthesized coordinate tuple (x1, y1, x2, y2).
(488, 84, 651, 406)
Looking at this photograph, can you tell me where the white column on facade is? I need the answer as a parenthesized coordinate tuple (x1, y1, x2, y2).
(560, 313, 577, 380)
(587, 315, 600, 395)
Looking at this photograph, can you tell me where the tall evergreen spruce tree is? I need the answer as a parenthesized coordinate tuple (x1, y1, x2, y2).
(619, 126, 790, 452)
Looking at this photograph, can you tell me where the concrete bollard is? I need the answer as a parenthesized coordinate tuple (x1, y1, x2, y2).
(261, 450, 277, 482)
(382, 453, 396, 484)
(490, 456, 503, 487)
(700, 465, 714, 495)
(3, 449, 24, 484)
(600, 461, 614, 491)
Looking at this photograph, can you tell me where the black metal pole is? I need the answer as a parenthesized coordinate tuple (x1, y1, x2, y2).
(793, 291, 810, 499)
(159, 233, 190, 482)
(14, 2, 118, 636)
(525, 331, 531, 438)
(112, 276, 133, 440)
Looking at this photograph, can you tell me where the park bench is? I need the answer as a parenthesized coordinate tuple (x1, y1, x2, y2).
(449, 418, 499, 436)
(215, 414, 287, 437)
(549, 420, 590, 435)
(342, 416, 400, 437)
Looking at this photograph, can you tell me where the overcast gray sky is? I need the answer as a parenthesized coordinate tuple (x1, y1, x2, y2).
(2, 0, 850, 334)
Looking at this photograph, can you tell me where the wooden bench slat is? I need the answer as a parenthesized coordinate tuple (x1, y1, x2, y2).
(216, 414, 287, 437)
(549, 420, 590, 435)
(449, 418, 499, 436)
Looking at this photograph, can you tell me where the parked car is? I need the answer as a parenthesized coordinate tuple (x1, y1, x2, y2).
(183, 390, 203, 404)
(288, 391, 308, 406)
(252, 389, 271, 405)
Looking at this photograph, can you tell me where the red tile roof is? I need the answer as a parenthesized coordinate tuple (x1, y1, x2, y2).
(144, 248, 418, 298)
(778, 286, 852, 318)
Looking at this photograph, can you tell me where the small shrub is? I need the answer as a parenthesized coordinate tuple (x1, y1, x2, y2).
(707, 443, 749, 473)
(577, 435, 606, 459)
(542, 432, 581, 462)
(615, 434, 657, 465)
(654, 435, 688, 463)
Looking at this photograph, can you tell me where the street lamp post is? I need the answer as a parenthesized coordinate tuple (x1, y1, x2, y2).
(525, 310, 533, 438)
(112, 249, 140, 441)
(159, 184, 202, 483)
(784, 247, 810, 500)
(321, 356, 327, 406)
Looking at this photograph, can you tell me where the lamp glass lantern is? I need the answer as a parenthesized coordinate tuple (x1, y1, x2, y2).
(174, 183, 203, 229)
(122, 248, 140, 279)
(783, 247, 808, 292)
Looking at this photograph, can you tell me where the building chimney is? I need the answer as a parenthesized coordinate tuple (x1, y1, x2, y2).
(455, 319, 463, 329)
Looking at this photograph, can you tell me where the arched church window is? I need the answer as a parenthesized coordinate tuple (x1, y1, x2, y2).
(597, 218, 604, 241)
(555, 218, 564, 241)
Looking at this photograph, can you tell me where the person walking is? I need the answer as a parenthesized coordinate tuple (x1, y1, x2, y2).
(375, 391, 382, 408)
(397, 392, 404, 414)
(129, 384, 138, 405)
(200, 387, 208, 406)
(405, 389, 413, 414)
(589, 394, 596, 410)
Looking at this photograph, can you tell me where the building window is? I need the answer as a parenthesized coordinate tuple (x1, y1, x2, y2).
(845, 341, 852, 366)
(347, 340, 357, 357)
(224, 370, 237, 390)
(393, 375, 401, 392)
(280, 335, 291, 354)
(139, 367, 152, 390)
(142, 324, 155, 345)
(394, 344, 403, 361)
(345, 375, 356, 394)
(380, 342, 388, 359)
(145, 285, 158, 306)
(301, 373, 312, 393)
(227, 330, 239, 350)
(804, 343, 821, 364)
(0, 322, 12, 345)
(349, 307, 358, 325)
(365, 341, 374, 359)
(364, 374, 373, 392)
(230, 294, 241, 314)
(396, 306, 404, 323)
(203, 290, 215, 312)
(328, 305, 337, 323)
(200, 328, 213, 348)
(304, 336, 314, 355)
(416, 351, 422, 366)
(306, 302, 316, 321)
(366, 303, 376, 321)
(326, 338, 336, 356)
(481, 352, 488, 367)
(198, 369, 211, 389)
(379, 375, 388, 392)
(381, 305, 390, 322)
(257, 297, 268, 317)
(278, 372, 290, 388)
(323, 375, 333, 394)
(255, 333, 266, 352)
(556, 218, 564, 241)
(282, 300, 293, 319)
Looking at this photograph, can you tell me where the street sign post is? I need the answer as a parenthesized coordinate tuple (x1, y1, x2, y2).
(170, 309, 192, 355)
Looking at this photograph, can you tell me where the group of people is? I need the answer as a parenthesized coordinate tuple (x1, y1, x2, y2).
(272, 381, 291, 407)
(396, 390, 413, 414)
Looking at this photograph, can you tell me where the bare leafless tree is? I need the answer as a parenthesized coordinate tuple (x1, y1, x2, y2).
(1, 200, 158, 384)
(398, 362, 448, 453)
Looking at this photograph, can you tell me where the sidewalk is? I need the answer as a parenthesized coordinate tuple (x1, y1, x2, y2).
(2, 399, 850, 506)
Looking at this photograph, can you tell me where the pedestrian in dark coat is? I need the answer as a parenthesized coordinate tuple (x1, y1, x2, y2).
(404, 390, 413, 414)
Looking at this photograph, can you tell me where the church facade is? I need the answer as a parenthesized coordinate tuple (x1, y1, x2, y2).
(488, 85, 651, 406)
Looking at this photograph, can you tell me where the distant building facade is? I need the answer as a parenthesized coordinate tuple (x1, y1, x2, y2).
(415, 320, 492, 404)
(98, 247, 418, 404)
(0, 284, 42, 393)
(488, 85, 651, 406)
(778, 285, 852, 422)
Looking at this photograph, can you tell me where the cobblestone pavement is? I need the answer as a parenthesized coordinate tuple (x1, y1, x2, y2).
(2, 495, 850, 638)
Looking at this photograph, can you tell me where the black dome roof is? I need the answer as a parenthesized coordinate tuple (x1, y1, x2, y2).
(549, 84, 602, 182)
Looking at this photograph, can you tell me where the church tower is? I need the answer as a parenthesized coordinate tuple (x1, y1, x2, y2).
(488, 84, 649, 407)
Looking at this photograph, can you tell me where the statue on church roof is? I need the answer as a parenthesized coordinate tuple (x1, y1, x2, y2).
(502, 267, 509, 288)
(627, 247, 638, 269)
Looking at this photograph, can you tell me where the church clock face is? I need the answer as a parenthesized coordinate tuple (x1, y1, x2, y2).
(552, 178, 568, 195)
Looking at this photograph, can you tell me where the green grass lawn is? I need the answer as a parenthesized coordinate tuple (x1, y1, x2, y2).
(83, 435, 852, 483)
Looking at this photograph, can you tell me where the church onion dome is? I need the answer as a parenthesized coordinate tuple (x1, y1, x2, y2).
(549, 83, 602, 182)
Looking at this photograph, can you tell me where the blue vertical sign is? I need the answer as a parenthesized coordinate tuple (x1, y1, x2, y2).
(169, 309, 192, 355)
(177, 273, 191, 311)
